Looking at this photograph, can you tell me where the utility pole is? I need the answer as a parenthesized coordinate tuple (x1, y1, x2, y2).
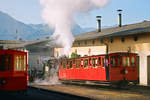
(104, 43, 108, 55)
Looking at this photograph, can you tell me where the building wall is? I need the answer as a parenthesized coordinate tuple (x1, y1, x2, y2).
(54, 46, 106, 58)
(108, 34, 150, 53)
(28, 47, 54, 71)
(28, 54, 41, 71)
(73, 33, 150, 53)
(69, 46, 106, 57)
(147, 56, 150, 85)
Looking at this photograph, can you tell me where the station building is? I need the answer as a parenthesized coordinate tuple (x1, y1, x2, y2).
(54, 21, 150, 86)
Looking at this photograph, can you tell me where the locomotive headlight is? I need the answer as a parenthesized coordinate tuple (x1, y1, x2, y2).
(1, 78, 6, 84)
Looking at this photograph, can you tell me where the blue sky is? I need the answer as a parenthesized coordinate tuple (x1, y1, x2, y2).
(0, 0, 150, 28)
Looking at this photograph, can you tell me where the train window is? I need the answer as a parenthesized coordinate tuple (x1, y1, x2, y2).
(123, 56, 130, 67)
(70, 61, 72, 69)
(96, 58, 98, 66)
(102, 57, 105, 67)
(89, 58, 92, 66)
(110, 56, 116, 67)
(98, 57, 101, 67)
(123, 57, 126, 67)
(92, 58, 95, 67)
(81, 59, 83, 68)
(73, 59, 75, 64)
(131, 56, 135, 67)
(88, 58, 92, 68)
(5, 55, 12, 71)
(67, 61, 69, 69)
(14, 55, 26, 71)
(0, 55, 12, 71)
(110, 56, 121, 67)
(14, 55, 18, 71)
(126, 57, 130, 67)
(23, 56, 26, 70)
(73, 59, 75, 68)
(59, 61, 62, 69)
(76, 60, 80, 68)
(93, 58, 97, 68)
(84, 59, 88, 68)
(63, 61, 67, 69)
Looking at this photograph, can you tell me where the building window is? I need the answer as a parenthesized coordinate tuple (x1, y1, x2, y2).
(75, 49, 77, 54)
(78, 42, 80, 46)
(100, 39, 103, 43)
(134, 36, 138, 41)
(0, 46, 3, 49)
(92, 40, 95, 45)
(85, 41, 87, 45)
(72, 43, 75, 46)
(121, 37, 125, 42)
(88, 48, 91, 56)
(110, 38, 113, 43)
(57, 51, 59, 57)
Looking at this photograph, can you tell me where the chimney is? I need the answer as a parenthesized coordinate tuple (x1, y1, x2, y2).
(117, 9, 122, 27)
(96, 16, 101, 32)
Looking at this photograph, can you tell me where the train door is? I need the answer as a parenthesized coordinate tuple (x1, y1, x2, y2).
(136, 56, 140, 82)
(147, 56, 150, 85)
(121, 53, 138, 82)
(109, 55, 122, 81)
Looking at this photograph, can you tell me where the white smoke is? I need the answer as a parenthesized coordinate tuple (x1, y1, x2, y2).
(40, 0, 110, 56)
(34, 65, 61, 85)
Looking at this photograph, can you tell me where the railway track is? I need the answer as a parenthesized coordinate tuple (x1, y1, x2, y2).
(30, 83, 150, 100)
(62, 81, 150, 94)
(61, 80, 133, 90)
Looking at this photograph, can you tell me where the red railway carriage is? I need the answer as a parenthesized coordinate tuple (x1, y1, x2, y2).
(0, 49, 27, 91)
(58, 52, 138, 85)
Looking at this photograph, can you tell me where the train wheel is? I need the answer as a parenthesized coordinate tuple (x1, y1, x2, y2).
(118, 80, 129, 89)
(110, 80, 129, 89)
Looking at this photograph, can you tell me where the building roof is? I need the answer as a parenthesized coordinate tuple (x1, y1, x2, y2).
(0, 39, 52, 49)
(75, 21, 150, 41)
(0, 40, 26, 44)
(0, 37, 59, 50)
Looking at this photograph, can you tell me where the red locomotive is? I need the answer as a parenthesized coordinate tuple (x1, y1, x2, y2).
(0, 49, 28, 91)
(58, 52, 138, 86)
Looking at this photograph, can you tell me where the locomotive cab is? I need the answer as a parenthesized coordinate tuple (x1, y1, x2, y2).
(109, 53, 138, 84)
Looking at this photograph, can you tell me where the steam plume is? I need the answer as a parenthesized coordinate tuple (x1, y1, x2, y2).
(40, 0, 110, 56)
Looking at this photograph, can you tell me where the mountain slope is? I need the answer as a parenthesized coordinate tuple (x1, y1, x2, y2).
(0, 11, 49, 40)
(0, 11, 95, 40)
